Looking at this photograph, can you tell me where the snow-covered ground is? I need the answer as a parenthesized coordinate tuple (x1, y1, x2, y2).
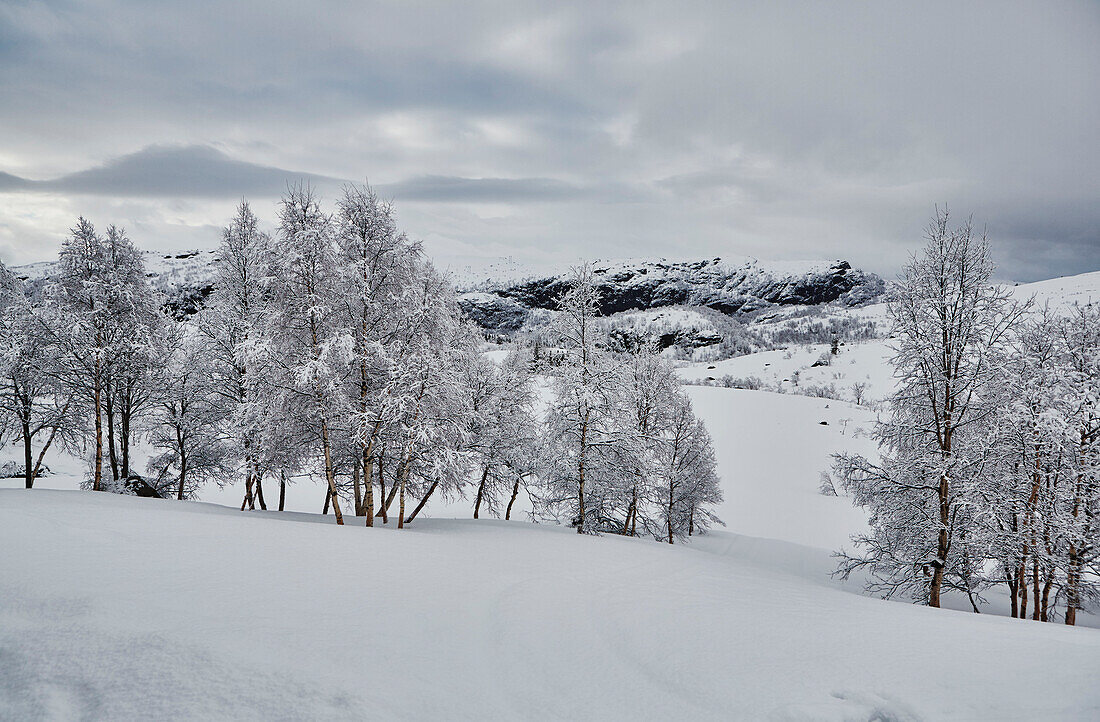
(1008, 270, 1100, 308)
(4, 489, 1099, 720)
(678, 340, 895, 404)
(4, 269, 1100, 719)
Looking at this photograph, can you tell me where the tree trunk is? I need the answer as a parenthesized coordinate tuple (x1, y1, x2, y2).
(318, 413, 343, 525)
(397, 463, 408, 529)
(405, 479, 439, 524)
(1018, 563, 1028, 620)
(177, 446, 187, 501)
(623, 491, 635, 536)
(120, 400, 131, 479)
(1040, 571, 1053, 622)
(279, 471, 286, 512)
(352, 460, 363, 516)
(377, 471, 400, 519)
(506, 479, 520, 520)
(323, 488, 331, 515)
(22, 419, 33, 489)
(363, 447, 374, 527)
(1007, 566, 1019, 618)
(667, 482, 674, 544)
(105, 389, 120, 482)
(31, 419, 61, 490)
(1065, 550, 1080, 625)
(241, 467, 254, 511)
(1031, 557, 1041, 621)
(577, 410, 588, 534)
(255, 474, 267, 511)
(928, 473, 950, 608)
(473, 466, 489, 519)
(93, 354, 103, 492)
(378, 452, 388, 523)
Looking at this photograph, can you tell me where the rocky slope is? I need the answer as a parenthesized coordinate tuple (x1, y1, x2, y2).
(457, 257, 885, 334)
(13, 252, 885, 344)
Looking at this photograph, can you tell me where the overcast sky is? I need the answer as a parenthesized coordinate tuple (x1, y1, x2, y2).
(1, 0, 1097, 280)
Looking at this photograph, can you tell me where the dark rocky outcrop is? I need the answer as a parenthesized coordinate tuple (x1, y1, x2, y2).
(458, 257, 884, 334)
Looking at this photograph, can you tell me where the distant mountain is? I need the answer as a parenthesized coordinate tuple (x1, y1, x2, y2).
(13, 251, 886, 337)
(457, 257, 885, 334)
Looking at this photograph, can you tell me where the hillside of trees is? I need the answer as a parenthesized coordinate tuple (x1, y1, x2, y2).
(0, 185, 721, 542)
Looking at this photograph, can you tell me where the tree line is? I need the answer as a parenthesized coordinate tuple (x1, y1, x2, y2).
(832, 209, 1100, 624)
(0, 184, 720, 542)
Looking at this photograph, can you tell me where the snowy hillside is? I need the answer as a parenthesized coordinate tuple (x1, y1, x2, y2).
(15, 247, 220, 318)
(674, 270, 1100, 406)
(1008, 270, 1100, 308)
(4, 268, 1100, 719)
(4, 489, 1099, 720)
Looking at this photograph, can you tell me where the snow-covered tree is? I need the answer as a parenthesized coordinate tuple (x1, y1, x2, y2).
(41, 219, 161, 492)
(539, 264, 629, 534)
(619, 345, 678, 536)
(463, 348, 540, 520)
(977, 302, 1100, 623)
(266, 185, 355, 525)
(196, 201, 276, 509)
(977, 307, 1067, 618)
(1057, 302, 1100, 624)
(651, 391, 722, 543)
(619, 346, 722, 542)
(0, 262, 74, 488)
(99, 226, 164, 483)
(378, 266, 474, 528)
(333, 183, 421, 523)
(146, 324, 231, 500)
(833, 210, 1025, 607)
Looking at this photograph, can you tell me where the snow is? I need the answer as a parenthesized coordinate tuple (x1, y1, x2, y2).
(3, 488, 1099, 720)
(678, 340, 897, 404)
(1009, 271, 1100, 308)
(686, 387, 876, 551)
(5, 267, 1100, 718)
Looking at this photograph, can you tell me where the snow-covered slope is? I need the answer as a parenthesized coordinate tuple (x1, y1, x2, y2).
(1009, 270, 1100, 308)
(5, 268, 1100, 719)
(3, 488, 1099, 721)
(672, 269, 1100, 405)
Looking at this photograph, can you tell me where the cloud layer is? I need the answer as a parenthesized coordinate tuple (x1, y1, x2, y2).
(1, 0, 1097, 280)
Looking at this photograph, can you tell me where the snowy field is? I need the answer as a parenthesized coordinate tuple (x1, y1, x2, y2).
(4, 489, 1099, 720)
(3, 271, 1100, 719)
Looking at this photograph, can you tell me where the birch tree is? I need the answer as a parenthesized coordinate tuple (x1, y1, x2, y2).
(43, 219, 156, 491)
(267, 185, 353, 525)
(539, 264, 628, 534)
(334, 183, 421, 523)
(1058, 302, 1100, 624)
(464, 348, 540, 520)
(0, 262, 74, 488)
(650, 390, 722, 543)
(833, 209, 1025, 607)
(196, 201, 275, 510)
(146, 324, 231, 500)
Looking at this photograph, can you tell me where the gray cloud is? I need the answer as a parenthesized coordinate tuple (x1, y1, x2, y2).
(3, 145, 341, 198)
(0, 144, 603, 204)
(0, 1, 1097, 280)
(380, 175, 584, 203)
